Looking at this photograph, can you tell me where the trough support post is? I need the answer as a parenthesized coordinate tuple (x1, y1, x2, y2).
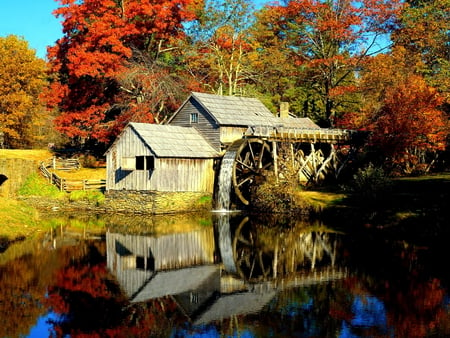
(272, 141, 278, 182)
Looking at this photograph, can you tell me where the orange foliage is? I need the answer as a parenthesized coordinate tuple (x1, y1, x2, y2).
(46, 0, 199, 143)
(256, 0, 403, 125)
(369, 75, 448, 160)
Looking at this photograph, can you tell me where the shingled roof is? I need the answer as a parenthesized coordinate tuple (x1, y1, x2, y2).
(185, 92, 276, 126)
(128, 122, 219, 158)
(173, 92, 320, 129)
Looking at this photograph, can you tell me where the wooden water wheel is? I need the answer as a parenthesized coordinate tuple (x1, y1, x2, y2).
(231, 138, 274, 205)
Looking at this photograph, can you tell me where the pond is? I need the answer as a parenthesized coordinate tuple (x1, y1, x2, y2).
(1, 211, 449, 337)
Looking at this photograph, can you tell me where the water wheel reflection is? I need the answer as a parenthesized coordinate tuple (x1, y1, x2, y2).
(230, 216, 342, 282)
(233, 217, 273, 280)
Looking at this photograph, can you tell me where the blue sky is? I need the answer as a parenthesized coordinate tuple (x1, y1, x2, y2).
(0, 1, 269, 60)
(0, 0, 62, 59)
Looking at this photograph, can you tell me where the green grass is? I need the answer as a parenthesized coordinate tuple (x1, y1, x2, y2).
(18, 172, 65, 198)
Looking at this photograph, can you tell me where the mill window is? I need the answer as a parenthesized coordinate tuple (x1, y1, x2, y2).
(190, 112, 199, 124)
(136, 156, 155, 170)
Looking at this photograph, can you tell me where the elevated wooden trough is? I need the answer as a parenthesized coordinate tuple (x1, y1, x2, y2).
(245, 125, 354, 143)
(222, 125, 358, 206)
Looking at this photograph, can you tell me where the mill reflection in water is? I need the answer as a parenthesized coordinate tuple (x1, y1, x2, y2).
(106, 213, 347, 326)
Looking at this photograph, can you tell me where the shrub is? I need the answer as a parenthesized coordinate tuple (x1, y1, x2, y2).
(344, 163, 392, 202)
(253, 175, 313, 215)
(79, 154, 97, 168)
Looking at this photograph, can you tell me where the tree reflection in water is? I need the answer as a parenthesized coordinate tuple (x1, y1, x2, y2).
(0, 212, 449, 337)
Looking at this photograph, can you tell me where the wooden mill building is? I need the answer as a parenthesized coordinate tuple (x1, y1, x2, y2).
(168, 92, 320, 151)
(105, 122, 219, 192)
(105, 92, 350, 205)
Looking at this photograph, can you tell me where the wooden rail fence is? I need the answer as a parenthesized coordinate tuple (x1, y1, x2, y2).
(39, 157, 106, 192)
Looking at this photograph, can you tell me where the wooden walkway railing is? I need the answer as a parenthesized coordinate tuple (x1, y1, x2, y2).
(39, 157, 106, 192)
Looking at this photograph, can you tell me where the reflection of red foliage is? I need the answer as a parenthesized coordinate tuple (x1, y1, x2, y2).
(339, 264, 446, 337)
(54, 264, 112, 299)
(386, 277, 445, 336)
(45, 257, 184, 336)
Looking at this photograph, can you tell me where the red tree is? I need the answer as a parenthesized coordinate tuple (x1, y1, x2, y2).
(47, 0, 199, 144)
(368, 75, 448, 174)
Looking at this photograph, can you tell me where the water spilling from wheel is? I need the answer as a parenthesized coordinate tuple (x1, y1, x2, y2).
(215, 147, 237, 211)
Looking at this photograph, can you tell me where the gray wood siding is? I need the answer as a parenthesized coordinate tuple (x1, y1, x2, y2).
(155, 158, 215, 192)
(220, 126, 247, 145)
(170, 98, 221, 150)
(106, 127, 153, 191)
(106, 127, 215, 192)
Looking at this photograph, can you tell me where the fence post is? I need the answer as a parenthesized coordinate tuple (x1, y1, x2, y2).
(60, 178, 64, 191)
(83, 180, 86, 191)
(53, 156, 56, 170)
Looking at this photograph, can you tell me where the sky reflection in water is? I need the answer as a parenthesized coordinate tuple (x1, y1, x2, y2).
(1, 212, 448, 337)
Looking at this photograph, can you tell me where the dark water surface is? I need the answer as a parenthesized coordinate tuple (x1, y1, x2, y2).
(1, 212, 449, 337)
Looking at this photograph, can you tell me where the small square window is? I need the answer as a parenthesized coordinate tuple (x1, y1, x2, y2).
(136, 156, 155, 170)
(190, 113, 199, 124)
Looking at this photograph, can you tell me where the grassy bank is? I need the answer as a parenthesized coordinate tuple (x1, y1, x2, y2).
(322, 172, 450, 244)
(0, 149, 52, 161)
(0, 198, 42, 249)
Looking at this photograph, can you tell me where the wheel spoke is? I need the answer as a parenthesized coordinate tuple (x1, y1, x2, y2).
(235, 158, 257, 173)
(236, 175, 253, 187)
(231, 138, 274, 206)
(258, 143, 265, 169)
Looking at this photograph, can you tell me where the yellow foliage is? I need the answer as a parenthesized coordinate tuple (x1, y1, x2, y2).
(0, 35, 48, 148)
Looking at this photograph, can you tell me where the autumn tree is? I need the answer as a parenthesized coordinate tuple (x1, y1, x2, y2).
(185, 0, 259, 96)
(370, 75, 448, 174)
(47, 0, 199, 145)
(338, 46, 449, 174)
(392, 0, 450, 100)
(0, 35, 48, 148)
(252, 0, 403, 126)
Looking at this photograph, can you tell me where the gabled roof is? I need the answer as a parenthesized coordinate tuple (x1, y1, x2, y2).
(131, 122, 219, 158)
(130, 265, 220, 303)
(278, 117, 321, 129)
(193, 290, 277, 325)
(170, 92, 277, 126)
(106, 122, 219, 158)
(169, 92, 321, 129)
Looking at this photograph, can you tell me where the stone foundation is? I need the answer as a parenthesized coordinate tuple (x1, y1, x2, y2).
(22, 190, 213, 215)
(0, 158, 38, 197)
(104, 190, 213, 214)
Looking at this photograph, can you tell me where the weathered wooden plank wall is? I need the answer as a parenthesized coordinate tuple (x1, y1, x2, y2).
(106, 127, 216, 192)
(170, 99, 221, 150)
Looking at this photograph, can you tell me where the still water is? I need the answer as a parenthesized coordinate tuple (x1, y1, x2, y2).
(1, 212, 449, 337)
